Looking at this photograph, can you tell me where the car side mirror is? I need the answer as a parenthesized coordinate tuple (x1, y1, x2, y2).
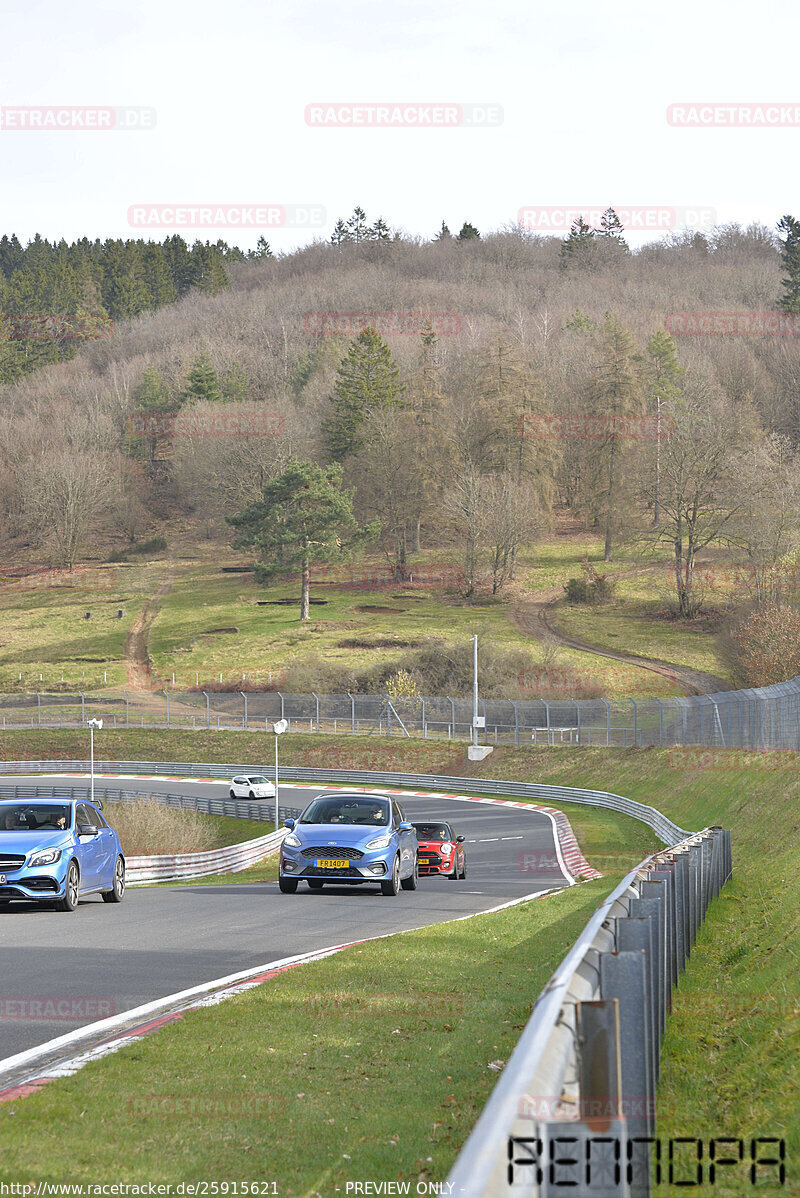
(456, 835, 465, 843)
(283, 818, 295, 830)
(79, 824, 99, 837)
(399, 821, 413, 831)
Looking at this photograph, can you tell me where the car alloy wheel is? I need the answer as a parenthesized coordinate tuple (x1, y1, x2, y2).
(381, 854, 401, 896)
(102, 856, 126, 903)
(400, 853, 418, 891)
(58, 861, 80, 912)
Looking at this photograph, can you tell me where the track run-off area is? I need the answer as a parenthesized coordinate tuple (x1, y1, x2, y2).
(0, 774, 580, 1063)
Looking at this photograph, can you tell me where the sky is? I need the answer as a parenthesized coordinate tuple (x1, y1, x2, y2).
(1, 0, 798, 253)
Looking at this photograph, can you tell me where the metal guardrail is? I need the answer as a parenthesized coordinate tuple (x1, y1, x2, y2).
(0, 785, 300, 885)
(446, 825, 732, 1197)
(0, 762, 689, 845)
(2, 676, 800, 747)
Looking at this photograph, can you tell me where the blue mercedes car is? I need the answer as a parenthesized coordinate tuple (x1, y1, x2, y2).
(279, 792, 418, 896)
(0, 799, 125, 912)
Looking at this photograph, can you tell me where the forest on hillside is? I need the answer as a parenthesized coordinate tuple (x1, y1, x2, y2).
(2, 213, 800, 636)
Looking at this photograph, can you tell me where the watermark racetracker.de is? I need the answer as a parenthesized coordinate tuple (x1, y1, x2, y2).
(304, 312, 462, 336)
(0, 106, 155, 131)
(668, 102, 800, 127)
(305, 102, 502, 127)
(667, 311, 800, 337)
(128, 204, 325, 230)
(517, 206, 716, 233)
(0, 997, 115, 1020)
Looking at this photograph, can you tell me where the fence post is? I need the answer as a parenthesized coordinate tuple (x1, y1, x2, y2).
(542, 699, 551, 743)
(277, 692, 285, 721)
(36, 693, 41, 727)
(655, 697, 664, 745)
(240, 691, 248, 730)
(80, 693, 85, 725)
(573, 698, 581, 745)
(123, 691, 130, 726)
(348, 692, 355, 733)
(202, 691, 210, 727)
(629, 697, 638, 745)
(385, 695, 391, 736)
(421, 697, 427, 739)
(162, 690, 170, 726)
(601, 696, 610, 745)
(448, 697, 455, 739)
(312, 692, 320, 732)
(511, 700, 519, 747)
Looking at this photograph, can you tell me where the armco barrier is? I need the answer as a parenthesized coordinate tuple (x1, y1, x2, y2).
(446, 825, 732, 1198)
(126, 828, 286, 885)
(0, 763, 689, 844)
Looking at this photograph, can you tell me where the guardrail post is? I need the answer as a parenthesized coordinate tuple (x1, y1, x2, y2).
(599, 950, 655, 1138)
(601, 697, 610, 745)
(629, 894, 666, 1044)
(576, 998, 622, 1120)
(616, 916, 659, 1092)
(312, 692, 320, 732)
(647, 864, 678, 1000)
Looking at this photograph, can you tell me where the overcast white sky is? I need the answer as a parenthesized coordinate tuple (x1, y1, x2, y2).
(1, 0, 798, 252)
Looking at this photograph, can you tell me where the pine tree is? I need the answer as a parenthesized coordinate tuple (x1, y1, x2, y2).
(434, 221, 452, 241)
(222, 362, 250, 402)
(646, 328, 683, 525)
(141, 242, 178, 309)
(183, 353, 222, 404)
(777, 215, 800, 313)
(330, 219, 349, 245)
(370, 216, 391, 241)
(323, 326, 406, 460)
(346, 206, 370, 242)
(249, 236, 273, 259)
(560, 216, 597, 271)
(456, 222, 480, 241)
(161, 235, 194, 296)
(188, 242, 228, 293)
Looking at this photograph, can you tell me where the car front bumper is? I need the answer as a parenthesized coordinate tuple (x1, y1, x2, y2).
(280, 844, 393, 883)
(0, 867, 67, 902)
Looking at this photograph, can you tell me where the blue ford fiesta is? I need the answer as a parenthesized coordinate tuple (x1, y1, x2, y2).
(279, 792, 418, 896)
(0, 800, 125, 912)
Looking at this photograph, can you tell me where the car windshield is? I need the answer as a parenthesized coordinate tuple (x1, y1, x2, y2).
(0, 803, 72, 832)
(300, 797, 390, 826)
(248, 777, 268, 784)
(412, 823, 452, 841)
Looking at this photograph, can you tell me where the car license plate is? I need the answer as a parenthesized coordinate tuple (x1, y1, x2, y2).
(419, 857, 434, 866)
(316, 858, 349, 868)
(0, 874, 5, 883)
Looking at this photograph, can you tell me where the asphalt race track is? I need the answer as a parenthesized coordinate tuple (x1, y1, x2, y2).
(0, 776, 569, 1059)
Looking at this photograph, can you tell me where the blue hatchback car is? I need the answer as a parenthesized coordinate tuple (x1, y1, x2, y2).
(0, 799, 125, 912)
(279, 792, 418, 896)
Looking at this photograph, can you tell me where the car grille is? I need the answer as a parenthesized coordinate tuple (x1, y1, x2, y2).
(0, 886, 24, 899)
(300, 846, 365, 859)
(302, 864, 365, 877)
(0, 856, 25, 872)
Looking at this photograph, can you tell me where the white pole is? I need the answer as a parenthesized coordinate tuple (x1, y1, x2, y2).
(90, 723, 94, 808)
(472, 634, 479, 748)
(274, 732, 279, 830)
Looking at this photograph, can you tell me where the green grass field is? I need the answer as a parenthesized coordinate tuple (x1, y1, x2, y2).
(0, 731, 795, 1194)
(0, 535, 745, 699)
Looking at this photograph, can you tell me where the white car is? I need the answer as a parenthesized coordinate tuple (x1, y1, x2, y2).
(229, 774, 276, 800)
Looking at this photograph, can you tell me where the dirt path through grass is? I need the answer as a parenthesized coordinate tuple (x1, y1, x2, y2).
(511, 568, 731, 696)
(123, 569, 176, 689)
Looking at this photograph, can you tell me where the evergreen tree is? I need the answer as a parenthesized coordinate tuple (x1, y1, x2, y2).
(434, 221, 452, 241)
(141, 242, 178, 309)
(330, 219, 349, 245)
(249, 236, 273, 259)
(560, 216, 597, 271)
(346, 206, 370, 242)
(0, 234, 24, 277)
(456, 222, 480, 241)
(161, 235, 194, 296)
(228, 458, 379, 621)
(182, 353, 222, 404)
(777, 215, 800, 313)
(323, 326, 406, 460)
(646, 328, 684, 526)
(222, 362, 250, 402)
(370, 216, 391, 240)
(188, 241, 228, 293)
(599, 207, 627, 246)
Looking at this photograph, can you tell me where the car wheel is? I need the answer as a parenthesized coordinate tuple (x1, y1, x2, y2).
(460, 855, 467, 880)
(249, 791, 256, 799)
(229, 789, 236, 799)
(400, 853, 418, 891)
(102, 855, 126, 903)
(307, 879, 323, 890)
(381, 855, 401, 896)
(447, 861, 459, 879)
(58, 861, 80, 912)
(279, 876, 298, 893)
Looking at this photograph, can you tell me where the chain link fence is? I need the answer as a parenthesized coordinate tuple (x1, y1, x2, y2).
(0, 677, 799, 749)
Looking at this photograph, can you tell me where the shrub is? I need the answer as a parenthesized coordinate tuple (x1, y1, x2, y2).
(564, 558, 615, 604)
(731, 602, 800, 686)
(103, 799, 218, 856)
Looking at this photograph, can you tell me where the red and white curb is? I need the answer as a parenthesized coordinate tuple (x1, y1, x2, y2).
(0, 885, 565, 1106)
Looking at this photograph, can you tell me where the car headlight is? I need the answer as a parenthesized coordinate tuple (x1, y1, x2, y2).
(440, 842, 454, 855)
(283, 834, 301, 848)
(28, 848, 62, 868)
(366, 834, 392, 850)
